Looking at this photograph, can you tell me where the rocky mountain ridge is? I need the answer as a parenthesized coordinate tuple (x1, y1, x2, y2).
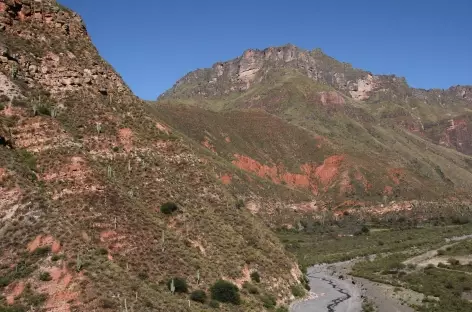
(154, 43, 472, 220)
(0, 1, 304, 311)
(160, 44, 471, 105)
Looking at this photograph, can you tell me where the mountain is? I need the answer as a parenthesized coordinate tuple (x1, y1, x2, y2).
(155, 44, 472, 219)
(0, 1, 303, 311)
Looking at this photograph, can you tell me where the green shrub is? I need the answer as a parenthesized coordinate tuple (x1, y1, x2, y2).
(243, 281, 259, 294)
(100, 298, 116, 309)
(38, 272, 52, 281)
(190, 290, 207, 303)
(0, 94, 9, 103)
(160, 202, 178, 215)
(31, 246, 50, 257)
(210, 280, 241, 305)
(51, 254, 62, 262)
(291, 285, 305, 298)
(209, 300, 220, 308)
(448, 258, 460, 266)
(11, 97, 28, 108)
(0, 304, 27, 312)
(437, 262, 448, 268)
(37, 105, 51, 116)
(138, 272, 149, 280)
(276, 307, 289, 312)
(261, 294, 276, 309)
(235, 199, 245, 209)
(250, 271, 261, 283)
(0, 276, 12, 288)
(300, 275, 310, 290)
(166, 277, 188, 293)
(97, 248, 108, 255)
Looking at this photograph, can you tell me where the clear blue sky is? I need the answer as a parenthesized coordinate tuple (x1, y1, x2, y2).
(60, 0, 471, 100)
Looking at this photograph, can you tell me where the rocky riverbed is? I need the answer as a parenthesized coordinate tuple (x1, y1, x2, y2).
(290, 261, 414, 312)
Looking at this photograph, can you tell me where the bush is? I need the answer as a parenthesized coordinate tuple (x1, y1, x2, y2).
(235, 199, 245, 209)
(100, 298, 116, 309)
(38, 272, 52, 281)
(276, 307, 289, 312)
(167, 277, 188, 293)
(448, 258, 460, 266)
(437, 249, 446, 256)
(37, 105, 51, 116)
(250, 271, 261, 283)
(291, 285, 305, 298)
(51, 254, 62, 262)
(300, 275, 310, 290)
(138, 272, 149, 280)
(209, 300, 220, 308)
(190, 290, 207, 303)
(243, 282, 259, 294)
(210, 280, 241, 305)
(0, 276, 11, 288)
(160, 202, 178, 215)
(261, 294, 276, 309)
(32, 246, 50, 257)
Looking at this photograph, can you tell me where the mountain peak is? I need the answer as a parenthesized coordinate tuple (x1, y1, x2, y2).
(159, 44, 471, 105)
(159, 44, 374, 100)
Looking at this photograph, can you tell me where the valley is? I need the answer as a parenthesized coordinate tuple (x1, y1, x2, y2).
(0, 1, 471, 311)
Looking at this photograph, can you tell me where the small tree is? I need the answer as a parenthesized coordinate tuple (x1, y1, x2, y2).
(39, 271, 52, 281)
(250, 271, 261, 283)
(160, 202, 178, 215)
(261, 294, 276, 309)
(190, 290, 207, 303)
(167, 278, 188, 293)
(210, 280, 241, 305)
(291, 285, 305, 298)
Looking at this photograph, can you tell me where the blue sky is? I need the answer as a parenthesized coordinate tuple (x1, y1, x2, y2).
(60, 0, 471, 100)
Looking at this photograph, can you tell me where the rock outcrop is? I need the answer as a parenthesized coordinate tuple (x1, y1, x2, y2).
(0, 0, 129, 97)
(160, 44, 472, 109)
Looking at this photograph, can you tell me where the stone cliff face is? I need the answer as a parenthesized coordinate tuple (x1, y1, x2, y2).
(0, 0, 129, 98)
(161, 44, 471, 108)
(161, 44, 370, 98)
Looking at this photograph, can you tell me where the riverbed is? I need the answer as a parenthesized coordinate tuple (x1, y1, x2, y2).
(290, 261, 414, 312)
(290, 233, 472, 312)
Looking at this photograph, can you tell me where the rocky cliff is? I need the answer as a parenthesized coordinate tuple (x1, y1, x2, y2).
(160, 44, 471, 107)
(0, 1, 303, 311)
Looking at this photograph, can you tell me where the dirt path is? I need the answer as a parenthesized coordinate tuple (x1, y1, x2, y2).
(403, 234, 472, 268)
